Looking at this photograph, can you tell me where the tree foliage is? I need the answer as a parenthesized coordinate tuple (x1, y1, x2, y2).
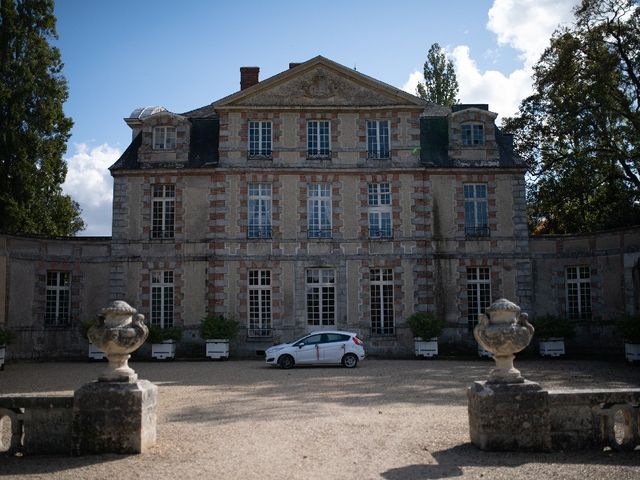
(503, 0, 640, 234)
(416, 42, 459, 106)
(0, 0, 84, 236)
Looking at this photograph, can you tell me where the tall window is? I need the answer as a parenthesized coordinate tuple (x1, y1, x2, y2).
(367, 120, 390, 159)
(467, 267, 491, 329)
(248, 183, 272, 238)
(151, 184, 175, 239)
(153, 126, 176, 150)
(45, 271, 70, 326)
(370, 268, 394, 335)
(308, 184, 332, 238)
(464, 184, 489, 237)
(151, 270, 174, 328)
(248, 270, 272, 337)
(368, 183, 392, 238)
(248, 121, 272, 158)
(307, 120, 330, 158)
(306, 269, 336, 326)
(461, 124, 484, 145)
(566, 266, 591, 319)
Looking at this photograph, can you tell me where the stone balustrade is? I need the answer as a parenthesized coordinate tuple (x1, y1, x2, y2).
(0, 395, 74, 455)
(548, 389, 640, 451)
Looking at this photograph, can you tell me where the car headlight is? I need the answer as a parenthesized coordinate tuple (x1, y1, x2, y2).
(267, 346, 285, 353)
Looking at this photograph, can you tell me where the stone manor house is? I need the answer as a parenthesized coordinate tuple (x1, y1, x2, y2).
(1, 56, 639, 358)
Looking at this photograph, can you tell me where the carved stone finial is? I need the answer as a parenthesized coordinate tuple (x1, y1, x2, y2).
(88, 301, 148, 382)
(474, 298, 534, 383)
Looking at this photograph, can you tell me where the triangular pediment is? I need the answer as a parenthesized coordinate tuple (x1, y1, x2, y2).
(213, 56, 425, 108)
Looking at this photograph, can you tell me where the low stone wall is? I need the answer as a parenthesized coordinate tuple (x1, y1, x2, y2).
(0, 395, 74, 455)
(548, 389, 640, 451)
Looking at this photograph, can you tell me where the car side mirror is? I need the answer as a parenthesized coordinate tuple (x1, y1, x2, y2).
(298, 344, 304, 348)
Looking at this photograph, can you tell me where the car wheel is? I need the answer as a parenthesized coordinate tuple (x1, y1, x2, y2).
(342, 353, 358, 368)
(278, 354, 294, 369)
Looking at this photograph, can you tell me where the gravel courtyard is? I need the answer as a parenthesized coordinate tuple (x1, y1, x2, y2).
(1, 358, 640, 479)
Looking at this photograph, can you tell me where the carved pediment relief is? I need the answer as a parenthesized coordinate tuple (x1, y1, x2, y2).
(231, 66, 414, 107)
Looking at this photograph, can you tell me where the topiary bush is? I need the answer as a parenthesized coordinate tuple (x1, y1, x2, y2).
(200, 315, 239, 340)
(616, 314, 640, 343)
(532, 314, 575, 340)
(406, 312, 444, 340)
(147, 324, 183, 343)
(0, 327, 14, 345)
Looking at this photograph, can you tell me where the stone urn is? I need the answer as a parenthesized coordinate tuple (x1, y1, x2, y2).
(473, 298, 534, 383)
(88, 301, 148, 382)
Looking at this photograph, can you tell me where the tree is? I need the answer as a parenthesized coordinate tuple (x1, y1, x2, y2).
(0, 0, 84, 236)
(416, 42, 459, 106)
(503, 0, 640, 234)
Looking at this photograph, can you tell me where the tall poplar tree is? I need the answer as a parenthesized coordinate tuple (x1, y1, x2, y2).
(416, 42, 459, 106)
(503, 0, 640, 234)
(0, 0, 84, 236)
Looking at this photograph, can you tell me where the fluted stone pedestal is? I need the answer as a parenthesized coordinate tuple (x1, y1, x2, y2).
(72, 380, 157, 455)
(467, 380, 551, 451)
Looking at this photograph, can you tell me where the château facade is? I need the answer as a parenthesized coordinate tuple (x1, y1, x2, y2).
(1, 56, 639, 358)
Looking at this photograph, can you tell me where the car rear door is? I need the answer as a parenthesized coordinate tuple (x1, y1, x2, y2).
(320, 333, 349, 364)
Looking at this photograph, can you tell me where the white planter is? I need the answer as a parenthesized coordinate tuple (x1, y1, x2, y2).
(539, 337, 565, 357)
(0, 345, 5, 370)
(152, 340, 176, 360)
(88, 342, 106, 360)
(414, 337, 438, 358)
(477, 344, 493, 358)
(206, 339, 229, 360)
(624, 342, 640, 363)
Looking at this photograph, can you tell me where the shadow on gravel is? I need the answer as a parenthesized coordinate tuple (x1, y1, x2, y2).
(0, 454, 128, 477)
(381, 444, 640, 479)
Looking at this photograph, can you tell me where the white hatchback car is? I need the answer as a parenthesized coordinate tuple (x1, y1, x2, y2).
(265, 330, 365, 369)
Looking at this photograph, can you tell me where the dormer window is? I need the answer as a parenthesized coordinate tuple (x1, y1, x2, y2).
(153, 126, 176, 150)
(461, 124, 484, 146)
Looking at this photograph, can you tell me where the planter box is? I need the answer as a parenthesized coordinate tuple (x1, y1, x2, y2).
(88, 343, 106, 361)
(152, 340, 176, 360)
(539, 337, 565, 357)
(414, 337, 438, 358)
(0, 345, 5, 370)
(206, 339, 229, 360)
(625, 342, 640, 363)
(478, 344, 493, 358)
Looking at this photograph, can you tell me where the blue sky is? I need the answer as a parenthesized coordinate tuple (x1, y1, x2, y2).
(54, 0, 578, 235)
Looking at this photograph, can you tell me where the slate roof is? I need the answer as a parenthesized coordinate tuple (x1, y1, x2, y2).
(109, 117, 219, 171)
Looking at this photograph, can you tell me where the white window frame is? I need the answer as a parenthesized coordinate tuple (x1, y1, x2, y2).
(368, 183, 392, 239)
(467, 267, 491, 329)
(151, 270, 174, 328)
(307, 184, 332, 238)
(370, 268, 394, 335)
(464, 183, 489, 237)
(248, 270, 272, 337)
(461, 123, 485, 146)
(153, 126, 176, 150)
(306, 268, 336, 326)
(367, 120, 390, 159)
(248, 120, 272, 158)
(151, 184, 175, 239)
(307, 120, 331, 158)
(566, 266, 592, 320)
(45, 271, 71, 326)
(248, 183, 272, 239)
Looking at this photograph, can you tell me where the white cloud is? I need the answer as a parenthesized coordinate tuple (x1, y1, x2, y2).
(452, 45, 532, 118)
(63, 143, 121, 236)
(487, 0, 577, 68)
(401, 0, 577, 120)
(401, 70, 423, 96)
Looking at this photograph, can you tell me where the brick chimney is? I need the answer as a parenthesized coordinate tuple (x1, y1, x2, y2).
(240, 67, 260, 90)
